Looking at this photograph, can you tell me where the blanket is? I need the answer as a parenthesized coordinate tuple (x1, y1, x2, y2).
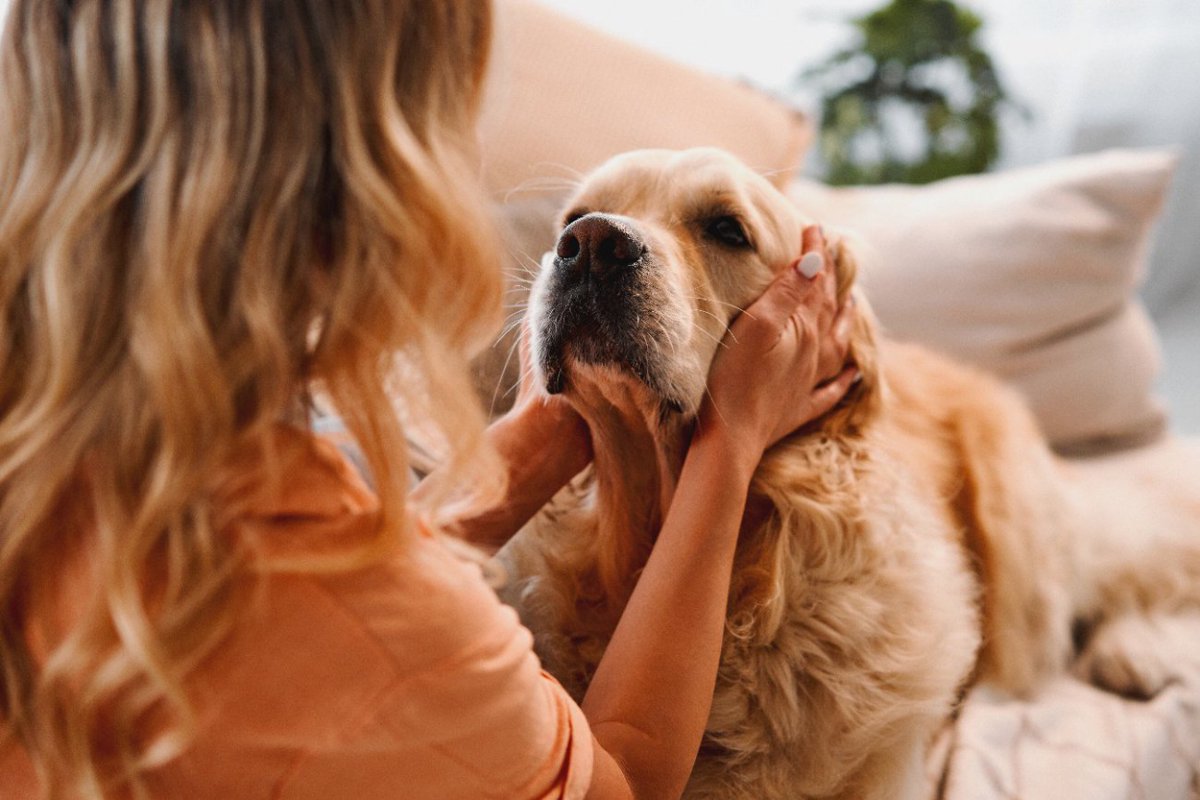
(931, 675, 1200, 798)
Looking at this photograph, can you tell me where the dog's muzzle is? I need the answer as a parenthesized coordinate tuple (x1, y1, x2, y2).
(537, 213, 655, 395)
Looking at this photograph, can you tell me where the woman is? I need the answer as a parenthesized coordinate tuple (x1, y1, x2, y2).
(0, 2, 854, 798)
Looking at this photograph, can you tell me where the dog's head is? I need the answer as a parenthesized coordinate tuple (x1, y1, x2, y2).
(529, 147, 877, 432)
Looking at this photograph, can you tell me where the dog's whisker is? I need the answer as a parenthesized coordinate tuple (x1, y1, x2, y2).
(493, 327, 521, 346)
(529, 162, 586, 181)
(501, 261, 541, 286)
(514, 250, 549, 276)
(495, 311, 529, 338)
(699, 383, 728, 431)
(684, 293, 749, 317)
(489, 334, 523, 415)
(693, 307, 728, 330)
(497, 317, 528, 342)
(503, 265, 538, 285)
(503, 363, 540, 401)
(501, 175, 581, 203)
(755, 165, 794, 181)
(689, 322, 726, 350)
(709, 299, 751, 316)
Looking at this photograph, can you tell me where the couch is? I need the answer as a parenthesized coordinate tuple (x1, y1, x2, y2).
(476, 2, 1200, 796)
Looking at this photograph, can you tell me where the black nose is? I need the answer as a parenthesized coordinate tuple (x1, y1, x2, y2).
(555, 214, 644, 282)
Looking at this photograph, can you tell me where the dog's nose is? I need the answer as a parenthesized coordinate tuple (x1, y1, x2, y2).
(555, 214, 644, 282)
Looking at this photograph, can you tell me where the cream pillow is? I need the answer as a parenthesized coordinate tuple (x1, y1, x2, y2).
(788, 149, 1179, 454)
(478, 0, 812, 197)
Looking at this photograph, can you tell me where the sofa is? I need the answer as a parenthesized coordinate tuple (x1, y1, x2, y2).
(476, 2, 1200, 796)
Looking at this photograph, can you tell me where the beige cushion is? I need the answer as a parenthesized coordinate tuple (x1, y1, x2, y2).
(788, 149, 1179, 454)
(478, 0, 812, 197)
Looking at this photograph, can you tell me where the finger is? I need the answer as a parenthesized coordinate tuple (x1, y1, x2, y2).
(797, 224, 825, 279)
(817, 234, 838, 305)
(798, 225, 838, 322)
(831, 295, 856, 353)
(807, 367, 860, 419)
(820, 297, 856, 376)
(743, 259, 817, 333)
(800, 224, 826, 256)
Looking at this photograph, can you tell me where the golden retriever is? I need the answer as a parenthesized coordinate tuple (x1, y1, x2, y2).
(496, 147, 1200, 800)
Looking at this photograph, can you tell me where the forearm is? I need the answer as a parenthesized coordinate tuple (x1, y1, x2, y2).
(582, 431, 758, 800)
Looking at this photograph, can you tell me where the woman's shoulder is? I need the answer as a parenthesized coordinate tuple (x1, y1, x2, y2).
(216, 424, 381, 549)
(179, 427, 589, 798)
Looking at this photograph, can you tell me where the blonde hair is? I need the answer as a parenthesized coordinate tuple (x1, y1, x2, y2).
(0, 1, 501, 796)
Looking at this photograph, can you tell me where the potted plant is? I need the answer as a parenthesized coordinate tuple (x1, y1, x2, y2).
(803, 0, 1019, 185)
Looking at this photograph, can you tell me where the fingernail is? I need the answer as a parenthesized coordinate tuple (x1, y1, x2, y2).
(797, 251, 823, 279)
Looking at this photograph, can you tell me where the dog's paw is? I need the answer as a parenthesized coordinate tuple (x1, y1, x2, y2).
(1073, 612, 1200, 699)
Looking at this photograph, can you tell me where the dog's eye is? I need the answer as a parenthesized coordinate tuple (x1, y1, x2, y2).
(706, 216, 751, 248)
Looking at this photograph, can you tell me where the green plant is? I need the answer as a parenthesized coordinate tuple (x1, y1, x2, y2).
(803, 0, 1018, 185)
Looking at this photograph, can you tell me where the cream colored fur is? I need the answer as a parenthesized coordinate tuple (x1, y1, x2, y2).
(498, 148, 1200, 800)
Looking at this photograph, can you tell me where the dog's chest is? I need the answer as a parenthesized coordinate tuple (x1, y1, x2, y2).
(503, 454, 982, 800)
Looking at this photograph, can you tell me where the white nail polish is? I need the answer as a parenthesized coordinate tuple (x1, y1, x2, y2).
(798, 252, 823, 278)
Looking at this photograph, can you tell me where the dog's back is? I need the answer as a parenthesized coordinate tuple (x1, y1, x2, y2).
(874, 341, 1076, 693)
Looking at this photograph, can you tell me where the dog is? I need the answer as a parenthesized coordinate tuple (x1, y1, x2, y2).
(496, 147, 1200, 799)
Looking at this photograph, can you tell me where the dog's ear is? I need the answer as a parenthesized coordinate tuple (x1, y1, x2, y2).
(825, 235, 882, 435)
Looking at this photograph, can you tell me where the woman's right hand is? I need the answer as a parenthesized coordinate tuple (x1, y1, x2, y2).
(697, 225, 857, 462)
(581, 228, 856, 800)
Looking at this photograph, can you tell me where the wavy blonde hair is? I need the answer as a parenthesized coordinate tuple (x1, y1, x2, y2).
(0, 1, 502, 796)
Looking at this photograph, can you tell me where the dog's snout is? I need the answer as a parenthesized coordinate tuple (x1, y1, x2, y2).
(555, 214, 644, 282)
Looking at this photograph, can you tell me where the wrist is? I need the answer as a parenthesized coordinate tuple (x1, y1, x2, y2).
(495, 398, 591, 486)
(687, 422, 761, 487)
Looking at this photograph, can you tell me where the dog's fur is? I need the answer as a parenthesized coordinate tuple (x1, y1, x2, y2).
(497, 148, 1200, 799)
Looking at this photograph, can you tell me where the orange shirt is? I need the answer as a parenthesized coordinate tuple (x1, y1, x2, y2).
(1, 428, 594, 799)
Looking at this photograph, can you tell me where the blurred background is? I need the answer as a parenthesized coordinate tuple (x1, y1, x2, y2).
(0, 0, 1192, 431)
(540, 0, 1200, 433)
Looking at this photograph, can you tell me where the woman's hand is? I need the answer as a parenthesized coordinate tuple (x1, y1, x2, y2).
(507, 317, 593, 472)
(698, 225, 856, 464)
(438, 320, 591, 552)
